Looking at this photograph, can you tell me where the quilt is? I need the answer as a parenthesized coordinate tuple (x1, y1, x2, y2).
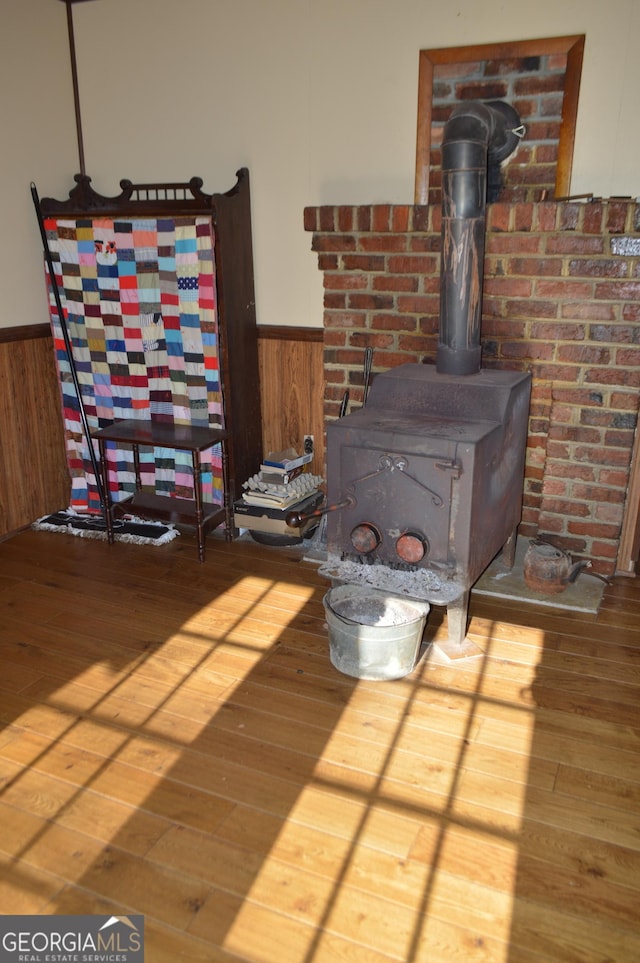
(44, 215, 224, 513)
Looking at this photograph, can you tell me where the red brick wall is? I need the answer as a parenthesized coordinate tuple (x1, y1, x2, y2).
(304, 200, 640, 575)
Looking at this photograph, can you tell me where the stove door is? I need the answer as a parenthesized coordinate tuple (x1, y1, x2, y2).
(329, 442, 460, 570)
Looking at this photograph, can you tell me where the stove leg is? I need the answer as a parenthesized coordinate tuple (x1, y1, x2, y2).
(501, 526, 518, 570)
(432, 590, 483, 661)
(447, 591, 470, 646)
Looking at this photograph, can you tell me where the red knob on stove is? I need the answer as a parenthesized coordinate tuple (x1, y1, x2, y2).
(350, 523, 381, 554)
(396, 532, 428, 563)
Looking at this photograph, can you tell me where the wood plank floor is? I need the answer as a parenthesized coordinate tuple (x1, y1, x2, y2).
(0, 526, 638, 962)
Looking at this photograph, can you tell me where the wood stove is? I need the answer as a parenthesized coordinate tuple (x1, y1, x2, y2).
(320, 362, 531, 645)
(316, 101, 532, 649)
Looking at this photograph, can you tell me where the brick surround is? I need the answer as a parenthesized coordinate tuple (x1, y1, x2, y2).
(304, 200, 640, 576)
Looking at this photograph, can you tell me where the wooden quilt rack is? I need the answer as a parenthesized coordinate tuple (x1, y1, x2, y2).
(39, 167, 263, 558)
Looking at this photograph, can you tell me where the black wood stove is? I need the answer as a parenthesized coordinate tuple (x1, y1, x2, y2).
(312, 101, 531, 649)
(319, 362, 530, 646)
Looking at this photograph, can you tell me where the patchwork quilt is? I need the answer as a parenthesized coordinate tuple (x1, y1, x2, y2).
(44, 215, 224, 513)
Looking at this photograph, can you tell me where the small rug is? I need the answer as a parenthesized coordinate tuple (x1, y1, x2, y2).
(472, 537, 607, 615)
(32, 510, 179, 546)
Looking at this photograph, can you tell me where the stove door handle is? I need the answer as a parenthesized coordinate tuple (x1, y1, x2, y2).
(286, 493, 355, 529)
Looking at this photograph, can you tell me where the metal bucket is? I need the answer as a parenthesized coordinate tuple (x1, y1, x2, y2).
(323, 584, 430, 681)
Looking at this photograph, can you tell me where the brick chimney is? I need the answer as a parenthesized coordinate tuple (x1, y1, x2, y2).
(304, 198, 640, 576)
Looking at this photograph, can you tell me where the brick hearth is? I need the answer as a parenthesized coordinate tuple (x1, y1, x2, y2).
(304, 199, 640, 576)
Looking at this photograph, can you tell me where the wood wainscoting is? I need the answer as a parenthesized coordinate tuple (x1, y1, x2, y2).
(257, 325, 325, 477)
(0, 324, 69, 538)
(0, 323, 325, 540)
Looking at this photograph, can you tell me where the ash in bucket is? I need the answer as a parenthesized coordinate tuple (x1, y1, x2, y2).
(331, 594, 424, 627)
(323, 584, 430, 681)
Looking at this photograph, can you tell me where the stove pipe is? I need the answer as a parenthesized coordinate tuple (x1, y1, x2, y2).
(436, 101, 523, 376)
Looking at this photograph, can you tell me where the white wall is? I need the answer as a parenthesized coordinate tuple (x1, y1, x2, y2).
(0, 0, 78, 330)
(2, 0, 640, 331)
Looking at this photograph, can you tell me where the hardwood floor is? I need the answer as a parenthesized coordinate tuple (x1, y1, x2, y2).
(0, 526, 638, 962)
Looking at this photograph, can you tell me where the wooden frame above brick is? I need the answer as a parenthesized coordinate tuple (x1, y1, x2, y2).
(414, 35, 585, 205)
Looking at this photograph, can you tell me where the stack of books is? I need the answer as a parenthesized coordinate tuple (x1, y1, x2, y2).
(234, 448, 324, 537)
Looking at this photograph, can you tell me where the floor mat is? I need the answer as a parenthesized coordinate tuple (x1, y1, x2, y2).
(32, 510, 179, 546)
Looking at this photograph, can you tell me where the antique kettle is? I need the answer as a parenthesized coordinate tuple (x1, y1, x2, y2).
(523, 539, 591, 594)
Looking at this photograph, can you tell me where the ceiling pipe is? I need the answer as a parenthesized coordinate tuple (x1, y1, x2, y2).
(57, 0, 99, 176)
(436, 100, 524, 377)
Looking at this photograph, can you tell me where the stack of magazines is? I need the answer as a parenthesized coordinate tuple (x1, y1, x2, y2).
(241, 448, 323, 510)
(234, 448, 324, 540)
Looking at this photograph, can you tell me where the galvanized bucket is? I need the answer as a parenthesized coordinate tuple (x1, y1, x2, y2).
(323, 584, 429, 681)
